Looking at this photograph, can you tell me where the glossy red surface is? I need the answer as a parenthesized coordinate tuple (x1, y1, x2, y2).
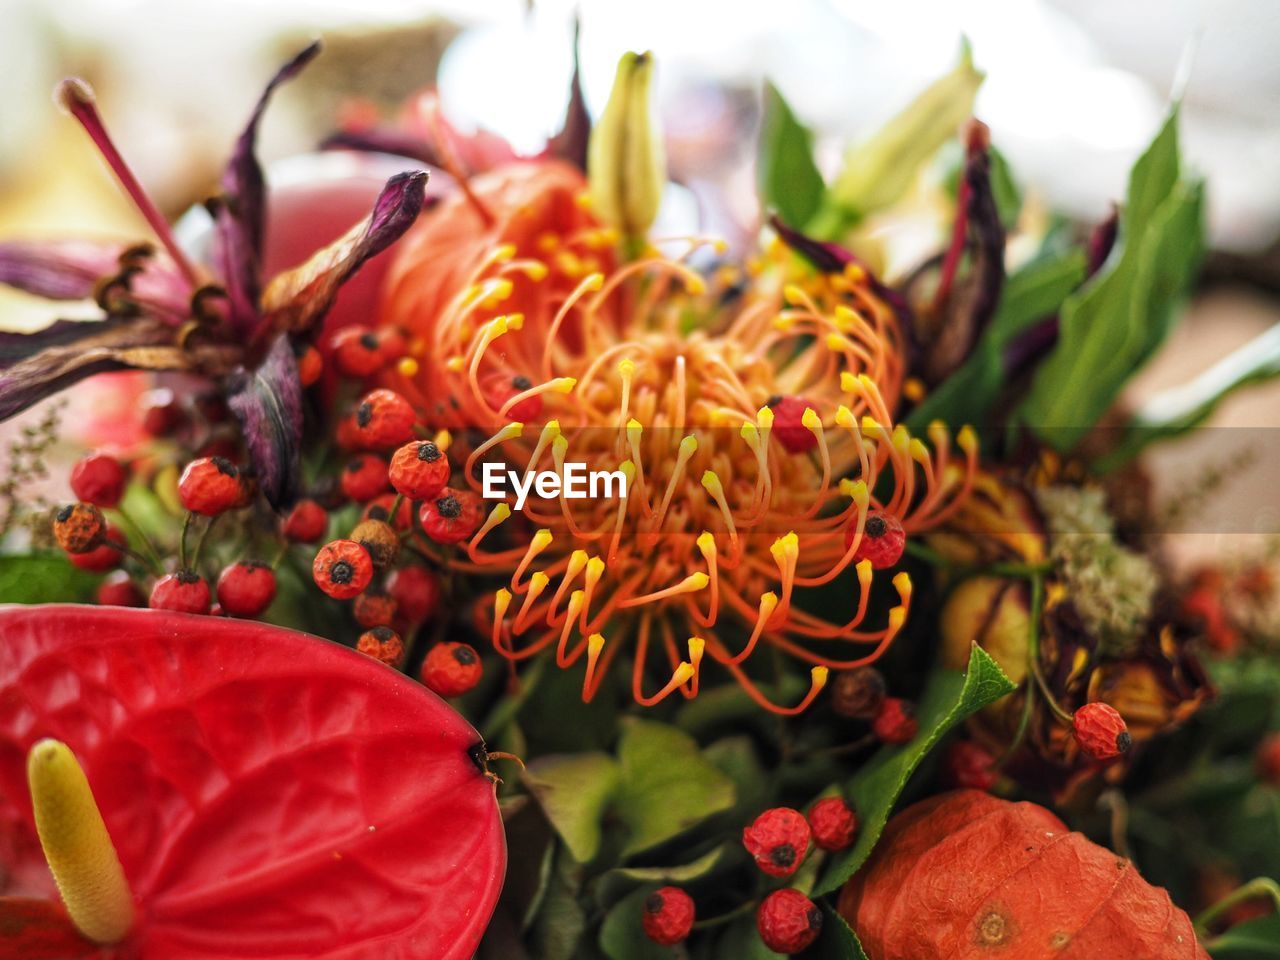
(0, 605, 504, 959)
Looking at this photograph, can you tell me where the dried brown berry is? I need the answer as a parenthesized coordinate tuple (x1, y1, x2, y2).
(350, 518, 399, 569)
(831, 666, 887, 719)
(53, 502, 106, 554)
(356, 625, 404, 667)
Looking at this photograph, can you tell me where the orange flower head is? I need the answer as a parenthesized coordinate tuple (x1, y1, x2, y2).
(377, 162, 977, 713)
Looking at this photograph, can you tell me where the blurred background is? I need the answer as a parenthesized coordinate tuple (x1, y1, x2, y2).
(0, 0, 1277, 557)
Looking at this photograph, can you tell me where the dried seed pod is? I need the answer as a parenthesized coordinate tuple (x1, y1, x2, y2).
(831, 666, 887, 719)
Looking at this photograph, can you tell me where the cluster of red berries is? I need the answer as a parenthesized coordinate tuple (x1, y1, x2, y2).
(640, 799, 856, 951)
(830, 665, 919, 744)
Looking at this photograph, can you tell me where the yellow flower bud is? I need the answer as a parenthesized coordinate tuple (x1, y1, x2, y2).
(588, 51, 665, 240)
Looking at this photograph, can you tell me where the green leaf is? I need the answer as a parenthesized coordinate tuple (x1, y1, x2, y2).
(614, 718, 736, 858)
(759, 81, 825, 229)
(714, 915, 780, 960)
(1209, 914, 1280, 958)
(814, 644, 1015, 895)
(1019, 110, 1206, 450)
(810, 903, 870, 960)
(988, 145, 1022, 229)
(811, 40, 984, 237)
(905, 247, 1086, 434)
(0, 553, 97, 604)
(610, 845, 726, 883)
(530, 848, 587, 960)
(1095, 318, 1280, 472)
(522, 751, 620, 863)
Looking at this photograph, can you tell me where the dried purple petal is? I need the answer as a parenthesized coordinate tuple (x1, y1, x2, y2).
(320, 128, 437, 164)
(212, 40, 323, 336)
(0, 240, 129, 300)
(227, 334, 303, 509)
(260, 169, 427, 336)
(544, 18, 589, 171)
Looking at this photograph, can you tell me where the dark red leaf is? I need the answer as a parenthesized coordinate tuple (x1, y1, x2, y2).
(212, 41, 323, 337)
(544, 18, 589, 172)
(226, 335, 303, 509)
(0, 605, 505, 959)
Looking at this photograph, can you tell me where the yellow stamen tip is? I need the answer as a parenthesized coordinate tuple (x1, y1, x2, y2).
(550, 377, 577, 394)
(588, 633, 606, 656)
(524, 261, 549, 281)
(618, 358, 636, 378)
(585, 272, 606, 292)
(684, 275, 707, 296)
(801, 407, 822, 431)
(889, 606, 907, 631)
(696, 531, 715, 557)
(782, 283, 806, 305)
(506, 312, 525, 330)
(495, 587, 513, 611)
(759, 591, 779, 613)
(396, 357, 419, 378)
(678, 434, 698, 457)
(494, 243, 517, 263)
(530, 572, 550, 592)
(825, 333, 848, 351)
(811, 666, 830, 689)
(700, 470, 723, 495)
(672, 662, 696, 685)
(531, 529, 554, 550)
(756, 406, 775, 428)
(893, 571, 912, 600)
(446, 356, 465, 372)
(434, 429, 452, 450)
(687, 637, 705, 662)
(490, 503, 512, 524)
(586, 557, 606, 578)
(856, 559, 874, 584)
(686, 572, 710, 591)
(27, 739, 135, 945)
(957, 425, 978, 454)
(840, 372, 858, 393)
(835, 404, 856, 427)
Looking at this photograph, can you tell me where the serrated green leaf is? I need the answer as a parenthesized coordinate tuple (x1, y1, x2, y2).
(814, 644, 1015, 895)
(522, 751, 620, 863)
(905, 247, 1086, 434)
(615, 718, 736, 858)
(1209, 913, 1280, 958)
(0, 553, 97, 604)
(1019, 110, 1206, 450)
(759, 81, 825, 229)
(811, 41, 984, 238)
(811, 903, 870, 960)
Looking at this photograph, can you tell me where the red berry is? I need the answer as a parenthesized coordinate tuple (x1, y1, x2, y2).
(178, 457, 242, 516)
(216, 561, 277, 618)
(356, 626, 405, 667)
(352, 389, 416, 448)
(845, 510, 906, 569)
(354, 591, 398, 628)
(766, 394, 818, 454)
(282, 499, 328, 543)
(96, 570, 143, 607)
(312, 539, 374, 600)
(808, 796, 858, 851)
(743, 807, 810, 877)
(389, 440, 450, 501)
(830, 666, 887, 719)
(375, 326, 408, 362)
(1073, 702, 1131, 761)
(69, 524, 125, 572)
(420, 488, 483, 545)
(942, 740, 998, 791)
(70, 452, 127, 508)
(421, 642, 482, 697)
(481, 372, 542, 422)
(1257, 733, 1280, 787)
(150, 570, 211, 614)
(331, 326, 385, 378)
(757, 888, 823, 954)
(297, 345, 323, 387)
(340, 454, 390, 503)
(350, 518, 399, 569)
(53, 503, 106, 554)
(387, 565, 440, 624)
(140, 388, 187, 437)
(362, 493, 412, 531)
(335, 412, 366, 452)
(641, 886, 695, 946)
(873, 697, 918, 744)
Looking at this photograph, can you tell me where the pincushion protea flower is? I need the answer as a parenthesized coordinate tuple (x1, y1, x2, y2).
(378, 157, 977, 714)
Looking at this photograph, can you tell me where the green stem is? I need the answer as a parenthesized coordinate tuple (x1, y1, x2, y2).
(1025, 574, 1073, 725)
(190, 515, 218, 572)
(178, 512, 193, 570)
(691, 898, 757, 931)
(111, 505, 162, 571)
(1198, 877, 1280, 935)
(902, 541, 1051, 580)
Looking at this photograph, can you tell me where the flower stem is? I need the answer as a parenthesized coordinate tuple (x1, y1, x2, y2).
(1025, 573, 1073, 725)
(1198, 877, 1280, 935)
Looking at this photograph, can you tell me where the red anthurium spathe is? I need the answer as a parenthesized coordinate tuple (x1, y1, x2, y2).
(0, 605, 504, 959)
